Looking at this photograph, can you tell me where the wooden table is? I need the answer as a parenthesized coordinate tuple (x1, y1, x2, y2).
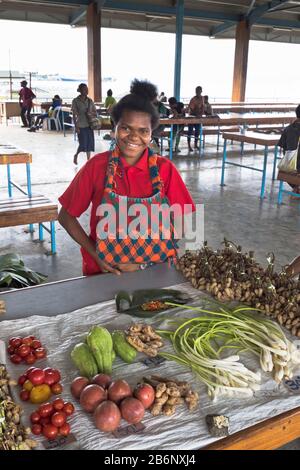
(0, 101, 21, 125)
(1, 263, 300, 450)
(0, 144, 32, 197)
(160, 115, 294, 159)
(220, 132, 280, 199)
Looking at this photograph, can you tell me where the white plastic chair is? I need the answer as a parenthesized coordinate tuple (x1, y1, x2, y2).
(46, 106, 62, 131)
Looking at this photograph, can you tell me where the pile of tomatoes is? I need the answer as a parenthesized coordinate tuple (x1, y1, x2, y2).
(30, 398, 74, 440)
(19, 367, 63, 404)
(7, 336, 47, 365)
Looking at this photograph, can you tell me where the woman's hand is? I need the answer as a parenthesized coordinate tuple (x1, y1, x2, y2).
(95, 257, 122, 275)
(115, 263, 141, 273)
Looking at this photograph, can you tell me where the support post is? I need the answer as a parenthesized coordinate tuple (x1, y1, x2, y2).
(231, 20, 250, 102)
(87, 2, 102, 102)
(173, 0, 184, 100)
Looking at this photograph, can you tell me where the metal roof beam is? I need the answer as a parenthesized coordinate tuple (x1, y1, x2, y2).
(247, 1, 292, 25)
(69, 6, 87, 24)
(210, 20, 237, 37)
(256, 16, 300, 29)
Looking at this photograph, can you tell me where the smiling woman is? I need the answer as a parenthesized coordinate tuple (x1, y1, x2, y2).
(58, 79, 195, 276)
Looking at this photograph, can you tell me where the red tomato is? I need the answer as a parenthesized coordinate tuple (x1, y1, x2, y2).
(9, 337, 22, 348)
(25, 353, 36, 365)
(20, 390, 30, 401)
(52, 398, 65, 411)
(44, 369, 61, 386)
(59, 423, 70, 437)
(26, 367, 37, 377)
(18, 375, 27, 386)
(30, 411, 41, 424)
(22, 336, 34, 346)
(28, 368, 45, 386)
(63, 402, 75, 416)
(40, 417, 50, 426)
(31, 424, 42, 435)
(10, 354, 22, 364)
(42, 424, 58, 441)
(51, 383, 63, 395)
(31, 340, 42, 349)
(17, 344, 31, 358)
(38, 403, 53, 418)
(51, 412, 67, 428)
(7, 345, 15, 355)
(34, 348, 47, 359)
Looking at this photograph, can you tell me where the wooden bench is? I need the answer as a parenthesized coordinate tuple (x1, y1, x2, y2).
(0, 195, 58, 254)
(277, 171, 300, 204)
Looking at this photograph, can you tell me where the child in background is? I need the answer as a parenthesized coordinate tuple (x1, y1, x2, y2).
(168, 97, 185, 153)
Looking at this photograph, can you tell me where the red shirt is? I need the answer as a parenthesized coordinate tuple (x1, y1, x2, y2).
(19, 87, 35, 108)
(59, 149, 196, 275)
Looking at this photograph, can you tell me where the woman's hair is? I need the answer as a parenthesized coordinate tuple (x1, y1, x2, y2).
(107, 89, 113, 96)
(168, 97, 177, 106)
(77, 83, 87, 93)
(111, 79, 160, 129)
(53, 94, 61, 99)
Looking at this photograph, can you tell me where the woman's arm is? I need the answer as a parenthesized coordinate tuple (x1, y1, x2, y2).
(58, 207, 121, 275)
(286, 255, 300, 278)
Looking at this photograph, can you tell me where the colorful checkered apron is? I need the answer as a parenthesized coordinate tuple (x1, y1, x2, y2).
(96, 147, 177, 265)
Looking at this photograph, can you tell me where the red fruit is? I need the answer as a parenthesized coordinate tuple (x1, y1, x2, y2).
(52, 398, 65, 411)
(44, 369, 61, 386)
(22, 336, 34, 346)
(133, 383, 155, 409)
(26, 367, 37, 377)
(10, 354, 22, 364)
(9, 337, 22, 348)
(42, 424, 58, 441)
(17, 344, 31, 358)
(31, 424, 42, 435)
(51, 412, 67, 428)
(38, 403, 53, 418)
(59, 423, 70, 437)
(40, 417, 50, 426)
(20, 390, 30, 401)
(25, 353, 36, 365)
(120, 397, 145, 424)
(91, 374, 112, 389)
(7, 345, 15, 355)
(30, 412, 41, 424)
(34, 348, 47, 359)
(51, 383, 63, 395)
(18, 375, 27, 386)
(28, 368, 45, 386)
(70, 377, 90, 400)
(63, 402, 75, 416)
(31, 340, 42, 349)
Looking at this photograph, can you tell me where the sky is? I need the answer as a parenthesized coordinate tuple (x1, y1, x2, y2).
(0, 19, 300, 101)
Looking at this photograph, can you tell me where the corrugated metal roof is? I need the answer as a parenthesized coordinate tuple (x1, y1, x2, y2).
(0, 0, 300, 44)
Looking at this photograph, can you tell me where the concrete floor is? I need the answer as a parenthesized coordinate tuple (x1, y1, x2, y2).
(1, 121, 299, 282)
(1, 122, 300, 450)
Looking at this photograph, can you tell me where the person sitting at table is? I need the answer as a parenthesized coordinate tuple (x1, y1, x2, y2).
(168, 97, 185, 153)
(27, 95, 62, 132)
(159, 92, 167, 103)
(278, 104, 300, 194)
(19, 80, 36, 128)
(187, 86, 204, 152)
(58, 79, 195, 276)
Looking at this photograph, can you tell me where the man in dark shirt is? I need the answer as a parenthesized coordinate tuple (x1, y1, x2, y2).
(19, 80, 36, 128)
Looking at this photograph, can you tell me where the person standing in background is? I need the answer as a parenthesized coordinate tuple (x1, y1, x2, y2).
(187, 86, 204, 152)
(19, 80, 36, 128)
(72, 83, 96, 166)
(104, 89, 117, 138)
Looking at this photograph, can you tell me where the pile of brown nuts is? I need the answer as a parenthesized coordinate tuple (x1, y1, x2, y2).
(178, 240, 300, 337)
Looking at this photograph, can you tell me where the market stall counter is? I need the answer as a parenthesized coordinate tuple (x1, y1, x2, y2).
(1, 264, 300, 451)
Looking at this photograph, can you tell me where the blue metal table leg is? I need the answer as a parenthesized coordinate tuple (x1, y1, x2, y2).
(26, 162, 32, 197)
(278, 180, 284, 204)
(169, 125, 173, 161)
(7, 164, 12, 197)
(272, 145, 278, 181)
(199, 124, 203, 157)
(50, 221, 56, 254)
(221, 139, 227, 186)
(39, 224, 44, 241)
(260, 146, 268, 199)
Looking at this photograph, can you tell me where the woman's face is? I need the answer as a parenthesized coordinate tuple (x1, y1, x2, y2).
(115, 110, 152, 164)
(80, 85, 88, 97)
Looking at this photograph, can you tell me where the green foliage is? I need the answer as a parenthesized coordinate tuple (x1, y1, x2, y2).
(0, 253, 47, 288)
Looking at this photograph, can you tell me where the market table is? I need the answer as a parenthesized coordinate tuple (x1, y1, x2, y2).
(0, 143, 32, 197)
(220, 132, 280, 199)
(1, 264, 300, 451)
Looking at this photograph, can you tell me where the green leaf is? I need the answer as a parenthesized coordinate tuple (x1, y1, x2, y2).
(0, 253, 47, 288)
